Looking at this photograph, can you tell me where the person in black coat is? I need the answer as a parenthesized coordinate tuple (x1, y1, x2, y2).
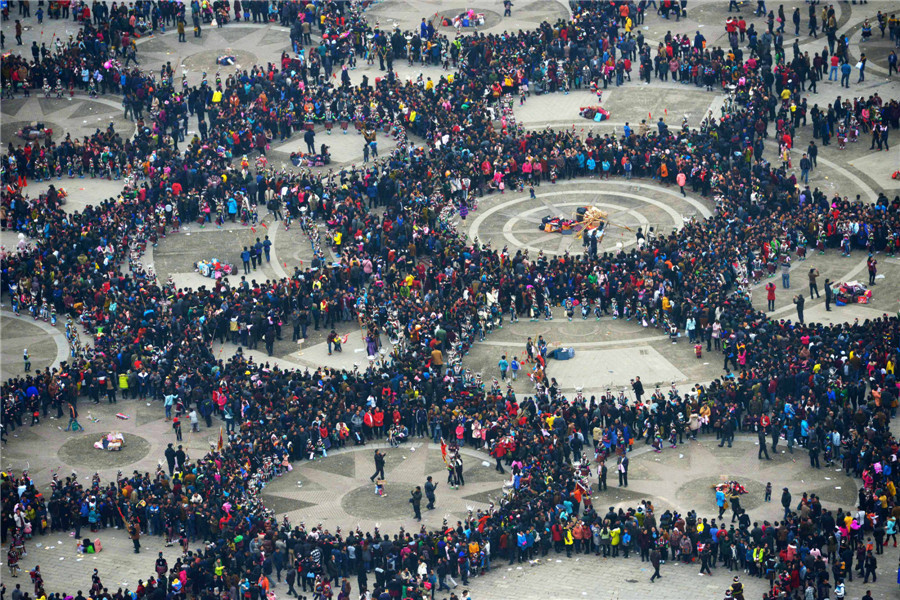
(410, 486, 422, 520)
(631, 377, 644, 403)
(175, 445, 187, 472)
(285, 563, 297, 596)
(424, 476, 438, 509)
(793, 294, 805, 323)
(370, 449, 385, 481)
(650, 548, 661, 581)
(165, 443, 177, 476)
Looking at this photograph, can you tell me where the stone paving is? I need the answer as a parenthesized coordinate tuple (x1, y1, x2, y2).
(3, 1, 900, 598)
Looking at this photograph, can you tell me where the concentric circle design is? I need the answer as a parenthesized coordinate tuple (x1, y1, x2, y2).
(466, 181, 713, 256)
(1, 121, 63, 146)
(502, 200, 650, 255)
(58, 432, 151, 468)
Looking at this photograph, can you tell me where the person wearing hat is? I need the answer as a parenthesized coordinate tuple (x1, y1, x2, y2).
(730, 576, 744, 600)
(172, 415, 182, 441)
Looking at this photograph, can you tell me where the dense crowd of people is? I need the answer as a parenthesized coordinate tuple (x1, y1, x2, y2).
(2, 1, 900, 600)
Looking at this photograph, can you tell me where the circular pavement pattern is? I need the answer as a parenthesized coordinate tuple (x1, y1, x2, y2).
(182, 48, 259, 74)
(466, 182, 713, 256)
(502, 200, 651, 255)
(436, 9, 502, 30)
(0, 316, 60, 381)
(341, 481, 427, 520)
(1, 121, 63, 148)
(58, 432, 152, 468)
(678, 476, 767, 513)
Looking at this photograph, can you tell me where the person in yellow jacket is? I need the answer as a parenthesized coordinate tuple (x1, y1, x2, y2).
(610, 525, 621, 556)
(563, 526, 574, 557)
(118, 371, 129, 398)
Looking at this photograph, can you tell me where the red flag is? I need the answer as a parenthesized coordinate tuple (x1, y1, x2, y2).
(648, 112, 652, 119)
(217, 426, 225, 452)
(260, 222, 268, 229)
(250, 226, 256, 233)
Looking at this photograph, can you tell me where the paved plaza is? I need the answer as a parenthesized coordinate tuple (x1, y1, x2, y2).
(3, 1, 900, 599)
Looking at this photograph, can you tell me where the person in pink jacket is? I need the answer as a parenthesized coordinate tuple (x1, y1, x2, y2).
(676, 172, 687, 197)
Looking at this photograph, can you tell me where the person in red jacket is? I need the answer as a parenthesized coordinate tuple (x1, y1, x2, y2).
(765, 281, 776, 311)
(551, 522, 563, 553)
(373, 407, 384, 438)
(363, 409, 374, 440)
(491, 439, 506, 473)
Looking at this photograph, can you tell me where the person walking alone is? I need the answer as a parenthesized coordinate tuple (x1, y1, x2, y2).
(863, 550, 877, 582)
(369, 449, 386, 482)
(757, 423, 771, 460)
(781, 487, 792, 520)
(65, 401, 80, 432)
(172, 416, 183, 441)
(129, 519, 141, 553)
(424, 476, 438, 510)
(650, 547, 662, 582)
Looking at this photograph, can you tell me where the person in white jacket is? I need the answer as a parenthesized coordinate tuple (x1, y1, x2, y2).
(833, 579, 845, 600)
